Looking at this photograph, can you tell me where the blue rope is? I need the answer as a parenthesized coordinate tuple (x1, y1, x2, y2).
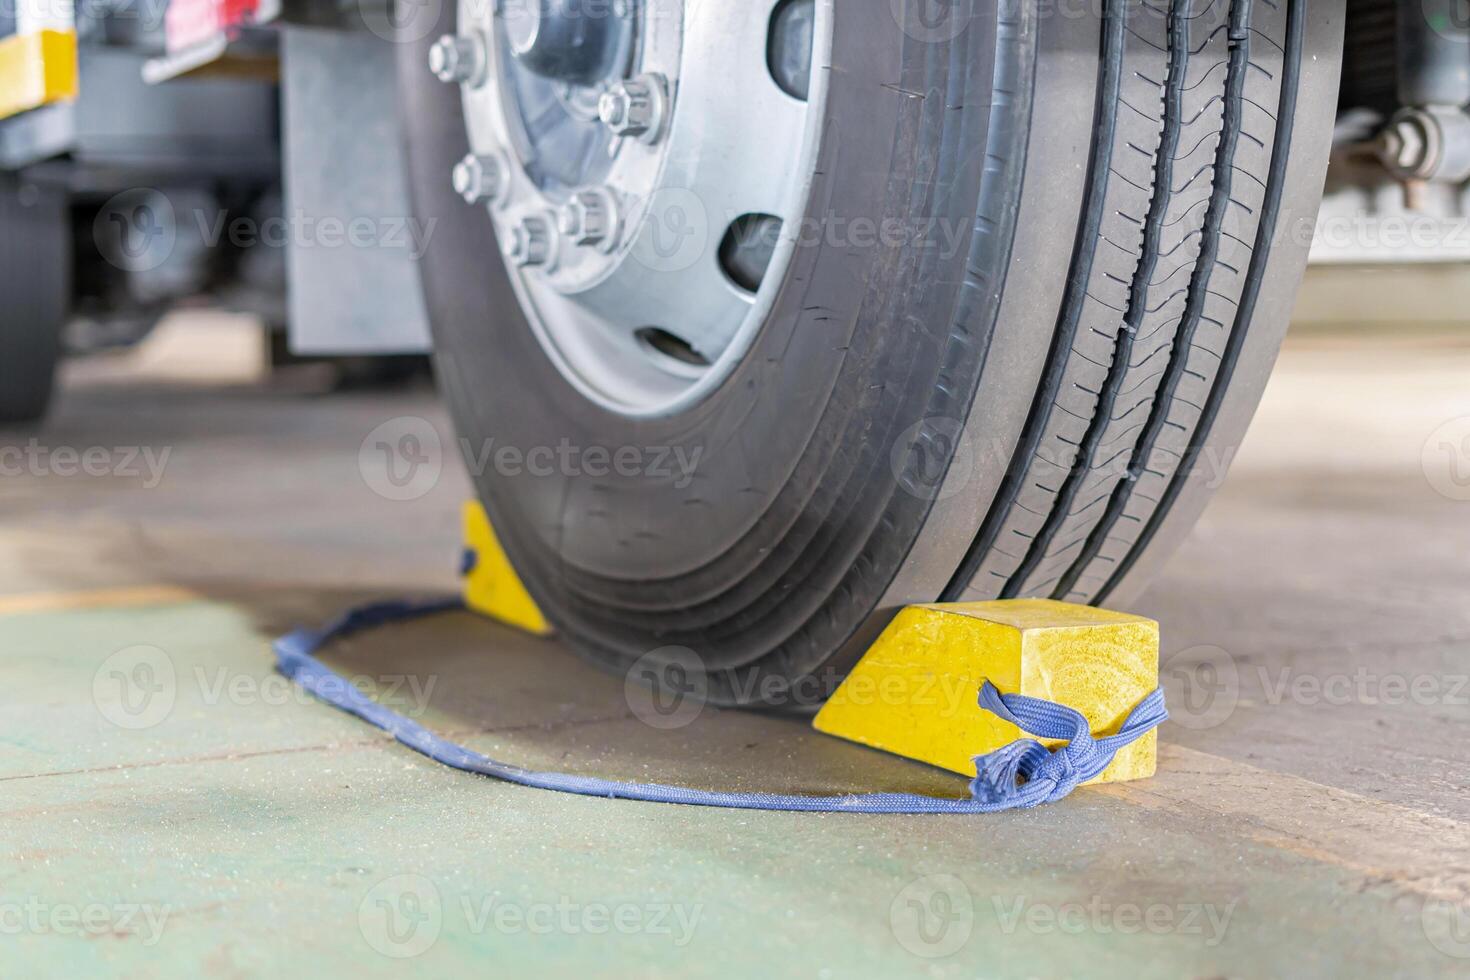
(273, 598, 1167, 814)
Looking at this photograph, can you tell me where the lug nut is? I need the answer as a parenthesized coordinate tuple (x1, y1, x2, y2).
(452, 153, 507, 206)
(1381, 115, 1431, 177)
(505, 215, 556, 268)
(598, 73, 669, 143)
(557, 188, 620, 250)
(429, 34, 486, 85)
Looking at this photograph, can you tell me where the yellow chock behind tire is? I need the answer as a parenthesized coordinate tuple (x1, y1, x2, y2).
(462, 500, 553, 638)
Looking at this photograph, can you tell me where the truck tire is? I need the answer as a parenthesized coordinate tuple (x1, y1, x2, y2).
(0, 176, 68, 425)
(399, 0, 1343, 705)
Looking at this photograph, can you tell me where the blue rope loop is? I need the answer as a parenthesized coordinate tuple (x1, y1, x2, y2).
(274, 598, 1166, 814)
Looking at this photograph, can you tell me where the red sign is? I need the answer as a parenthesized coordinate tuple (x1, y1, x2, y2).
(164, 0, 261, 54)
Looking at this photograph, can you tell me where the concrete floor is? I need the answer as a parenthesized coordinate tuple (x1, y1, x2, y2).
(3, 317, 1469, 977)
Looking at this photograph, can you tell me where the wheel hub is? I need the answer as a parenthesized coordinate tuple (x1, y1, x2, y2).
(503, 0, 628, 86)
(434, 0, 830, 416)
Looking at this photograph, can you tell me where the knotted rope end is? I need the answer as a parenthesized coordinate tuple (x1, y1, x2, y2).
(968, 681, 1165, 810)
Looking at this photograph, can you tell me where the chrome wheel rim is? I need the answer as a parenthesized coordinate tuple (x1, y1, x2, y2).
(437, 0, 833, 417)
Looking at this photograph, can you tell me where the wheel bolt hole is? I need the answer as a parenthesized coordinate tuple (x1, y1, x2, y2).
(718, 214, 783, 294)
(768, 0, 815, 101)
(635, 327, 710, 370)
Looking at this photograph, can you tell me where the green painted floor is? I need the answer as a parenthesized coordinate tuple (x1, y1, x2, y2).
(3, 324, 1469, 977)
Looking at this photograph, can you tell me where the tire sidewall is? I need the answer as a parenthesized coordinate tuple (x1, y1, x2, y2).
(400, 1, 1010, 692)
